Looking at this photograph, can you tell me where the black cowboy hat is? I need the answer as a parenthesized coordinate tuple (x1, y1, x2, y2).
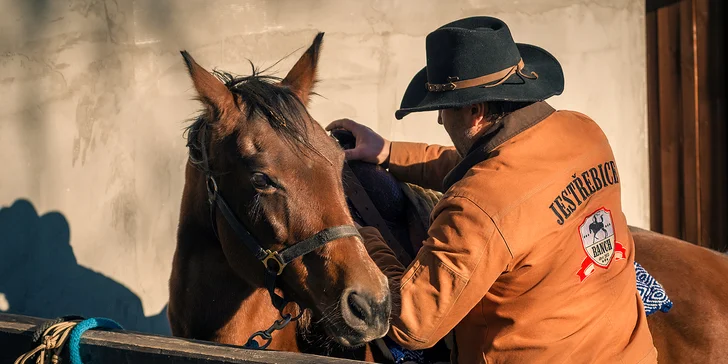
(395, 16, 564, 120)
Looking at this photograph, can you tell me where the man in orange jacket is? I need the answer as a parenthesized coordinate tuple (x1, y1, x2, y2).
(327, 16, 657, 363)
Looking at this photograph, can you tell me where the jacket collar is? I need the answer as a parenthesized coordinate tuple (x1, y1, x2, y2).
(442, 101, 556, 191)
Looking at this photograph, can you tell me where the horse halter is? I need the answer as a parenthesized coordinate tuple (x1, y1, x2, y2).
(190, 124, 362, 312)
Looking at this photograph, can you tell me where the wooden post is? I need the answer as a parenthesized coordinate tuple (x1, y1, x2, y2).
(695, 0, 728, 250)
(646, 11, 662, 233)
(679, 0, 700, 245)
(655, 3, 682, 239)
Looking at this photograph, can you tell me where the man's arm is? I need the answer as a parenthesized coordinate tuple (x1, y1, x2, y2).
(325, 119, 462, 192)
(358, 195, 512, 350)
(387, 142, 462, 192)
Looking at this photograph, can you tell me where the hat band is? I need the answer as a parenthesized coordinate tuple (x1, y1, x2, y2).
(425, 59, 538, 92)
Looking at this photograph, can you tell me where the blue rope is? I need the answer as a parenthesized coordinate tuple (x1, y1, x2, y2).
(68, 318, 123, 364)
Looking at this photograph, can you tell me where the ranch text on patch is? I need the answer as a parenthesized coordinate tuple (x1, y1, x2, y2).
(549, 161, 620, 225)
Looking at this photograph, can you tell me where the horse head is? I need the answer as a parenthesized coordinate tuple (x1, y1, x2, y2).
(179, 33, 390, 347)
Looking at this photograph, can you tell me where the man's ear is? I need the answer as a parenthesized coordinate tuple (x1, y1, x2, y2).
(469, 102, 487, 126)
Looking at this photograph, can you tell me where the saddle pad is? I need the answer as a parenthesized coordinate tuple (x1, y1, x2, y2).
(635, 261, 674, 316)
(383, 336, 426, 364)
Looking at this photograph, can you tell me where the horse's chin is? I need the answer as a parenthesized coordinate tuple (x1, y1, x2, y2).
(333, 336, 368, 349)
(323, 324, 374, 348)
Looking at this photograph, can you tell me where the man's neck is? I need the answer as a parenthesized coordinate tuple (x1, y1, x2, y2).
(460, 120, 498, 155)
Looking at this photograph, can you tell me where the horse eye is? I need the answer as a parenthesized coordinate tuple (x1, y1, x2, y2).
(251, 172, 274, 191)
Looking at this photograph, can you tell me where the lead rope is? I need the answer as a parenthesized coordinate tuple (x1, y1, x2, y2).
(243, 303, 305, 350)
(14, 317, 123, 364)
(14, 321, 77, 364)
(241, 268, 301, 350)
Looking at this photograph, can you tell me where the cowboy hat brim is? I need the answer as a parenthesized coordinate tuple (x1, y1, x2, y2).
(395, 44, 564, 120)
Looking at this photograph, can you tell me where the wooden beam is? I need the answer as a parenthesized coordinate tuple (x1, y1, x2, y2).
(679, 0, 700, 245)
(0, 313, 365, 364)
(698, 0, 728, 251)
(656, 2, 683, 239)
(646, 10, 662, 233)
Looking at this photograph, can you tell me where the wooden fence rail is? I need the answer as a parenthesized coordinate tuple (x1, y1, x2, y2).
(0, 313, 365, 364)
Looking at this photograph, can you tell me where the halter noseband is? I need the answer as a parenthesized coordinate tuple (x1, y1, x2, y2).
(192, 124, 361, 311)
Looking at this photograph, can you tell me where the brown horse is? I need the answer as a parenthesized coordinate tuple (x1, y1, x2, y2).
(631, 227, 728, 363)
(168, 33, 392, 362)
(335, 154, 728, 364)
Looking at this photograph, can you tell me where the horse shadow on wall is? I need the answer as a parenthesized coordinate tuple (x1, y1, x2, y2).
(0, 199, 170, 335)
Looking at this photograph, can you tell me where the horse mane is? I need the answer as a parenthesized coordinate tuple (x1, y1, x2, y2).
(185, 62, 319, 172)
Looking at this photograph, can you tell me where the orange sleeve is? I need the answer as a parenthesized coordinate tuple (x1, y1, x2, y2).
(358, 195, 512, 350)
(387, 142, 462, 192)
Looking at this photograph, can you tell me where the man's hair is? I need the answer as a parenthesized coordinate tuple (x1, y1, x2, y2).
(484, 101, 534, 122)
(454, 101, 534, 122)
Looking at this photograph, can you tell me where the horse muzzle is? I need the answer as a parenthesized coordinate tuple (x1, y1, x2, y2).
(327, 286, 391, 347)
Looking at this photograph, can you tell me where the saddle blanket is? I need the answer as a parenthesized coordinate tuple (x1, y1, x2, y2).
(384, 262, 673, 364)
(635, 261, 674, 315)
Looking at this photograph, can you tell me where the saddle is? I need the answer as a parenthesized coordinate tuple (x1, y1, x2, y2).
(332, 130, 451, 364)
(332, 130, 442, 260)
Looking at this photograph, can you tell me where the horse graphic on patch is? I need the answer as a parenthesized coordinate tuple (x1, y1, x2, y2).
(577, 207, 626, 281)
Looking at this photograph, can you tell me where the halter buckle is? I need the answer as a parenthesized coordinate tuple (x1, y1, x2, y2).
(262, 250, 286, 276)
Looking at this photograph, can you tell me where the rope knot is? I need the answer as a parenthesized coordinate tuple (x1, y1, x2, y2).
(14, 317, 123, 364)
(43, 335, 58, 349)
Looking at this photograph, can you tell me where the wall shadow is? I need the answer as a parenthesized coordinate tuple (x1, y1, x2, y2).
(0, 199, 170, 335)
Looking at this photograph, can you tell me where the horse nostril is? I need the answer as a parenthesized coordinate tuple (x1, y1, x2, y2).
(337, 289, 391, 343)
(347, 292, 372, 323)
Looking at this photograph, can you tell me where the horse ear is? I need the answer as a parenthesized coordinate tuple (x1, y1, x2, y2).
(180, 51, 235, 118)
(281, 32, 324, 106)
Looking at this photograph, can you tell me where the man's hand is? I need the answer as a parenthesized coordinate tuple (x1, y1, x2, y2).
(353, 221, 363, 230)
(326, 118, 391, 164)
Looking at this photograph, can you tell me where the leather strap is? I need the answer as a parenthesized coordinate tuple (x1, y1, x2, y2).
(212, 179, 363, 309)
(213, 188, 269, 261)
(212, 181, 362, 272)
(425, 59, 538, 92)
(264, 270, 289, 311)
(342, 163, 413, 266)
(278, 225, 361, 264)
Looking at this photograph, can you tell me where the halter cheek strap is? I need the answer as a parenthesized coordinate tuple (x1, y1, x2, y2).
(208, 177, 360, 310)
